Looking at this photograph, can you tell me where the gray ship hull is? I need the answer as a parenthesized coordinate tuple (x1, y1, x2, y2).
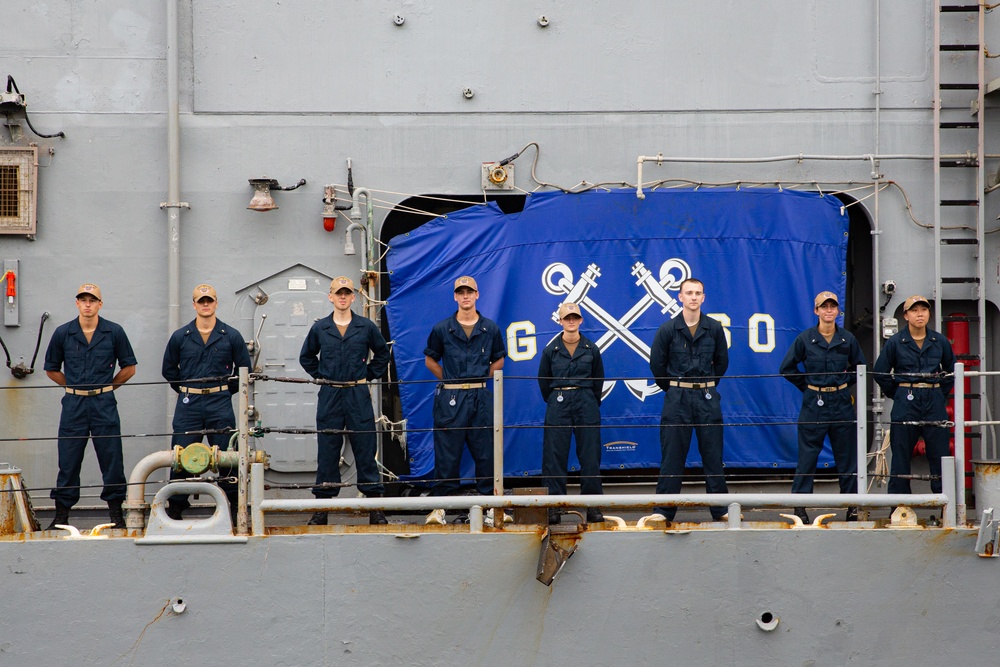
(0, 527, 990, 666)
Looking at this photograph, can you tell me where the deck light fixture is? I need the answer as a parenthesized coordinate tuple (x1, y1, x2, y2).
(247, 178, 306, 212)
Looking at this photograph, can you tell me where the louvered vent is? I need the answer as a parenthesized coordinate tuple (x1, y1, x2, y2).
(0, 146, 37, 235)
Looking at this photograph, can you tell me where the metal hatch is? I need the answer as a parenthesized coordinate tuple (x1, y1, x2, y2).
(235, 264, 357, 486)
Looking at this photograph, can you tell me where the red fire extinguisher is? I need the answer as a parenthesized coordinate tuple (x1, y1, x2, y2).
(2, 271, 14, 304)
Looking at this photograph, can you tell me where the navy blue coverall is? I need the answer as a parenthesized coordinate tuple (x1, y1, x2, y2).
(424, 312, 507, 496)
(873, 328, 955, 494)
(649, 314, 729, 520)
(44, 317, 137, 507)
(537, 333, 604, 496)
(299, 312, 389, 498)
(779, 325, 866, 495)
(162, 318, 252, 511)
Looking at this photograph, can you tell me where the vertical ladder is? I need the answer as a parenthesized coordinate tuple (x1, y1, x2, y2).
(933, 2, 988, 464)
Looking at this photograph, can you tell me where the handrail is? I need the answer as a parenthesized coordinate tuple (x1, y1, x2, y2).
(256, 493, 950, 513)
(246, 367, 964, 537)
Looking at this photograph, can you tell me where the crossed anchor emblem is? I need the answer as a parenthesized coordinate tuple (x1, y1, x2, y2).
(541, 258, 692, 400)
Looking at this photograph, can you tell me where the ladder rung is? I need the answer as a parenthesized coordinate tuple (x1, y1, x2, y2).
(940, 5, 981, 12)
(940, 237, 979, 243)
(940, 83, 980, 90)
(955, 353, 982, 361)
(956, 432, 983, 440)
(940, 159, 979, 167)
(939, 200, 980, 207)
(940, 44, 981, 51)
(943, 315, 981, 322)
(940, 121, 979, 129)
(941, 277, 981, 283)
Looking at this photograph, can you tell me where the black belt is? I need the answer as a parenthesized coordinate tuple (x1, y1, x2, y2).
(552, 387, 582, 391)
(807, 383, 848, 393)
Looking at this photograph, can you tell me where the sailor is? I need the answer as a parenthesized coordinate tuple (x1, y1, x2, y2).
(537, 302, 605, 524)
(423, 276, 507, 525)
(873, 295, 955, 495)
(778, 291, 866, 522)
(299, 276, 390, 526)
(43, 283, 137, 530)
(161, 283, 252, 520)
(648, 278, 729, 523)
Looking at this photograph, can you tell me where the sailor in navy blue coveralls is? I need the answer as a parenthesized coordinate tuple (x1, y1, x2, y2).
(299, 276, 390, 526)
(649, 279, 729, 522)
(423, 276, 506, 525)
(161, 283, 252, 518)
(873, 295, 955, 495)
(537, 302, 605, 524)
(44, 283, 136, 529)
(779, 291, 866, 521)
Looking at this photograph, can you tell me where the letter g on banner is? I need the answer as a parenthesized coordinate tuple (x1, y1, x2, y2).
(507, 321, 537, 361)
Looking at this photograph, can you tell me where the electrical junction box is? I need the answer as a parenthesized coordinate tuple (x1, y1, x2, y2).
(882, 317, 898, 339)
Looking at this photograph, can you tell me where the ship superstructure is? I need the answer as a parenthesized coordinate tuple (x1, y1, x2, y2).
(3, 2, 1000, 664)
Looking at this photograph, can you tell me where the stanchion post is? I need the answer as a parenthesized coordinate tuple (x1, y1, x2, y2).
(954, 362, 966, 525)
(250, 461, 265, 536)
(237, 366, 250, 536)
(493, 370, 504, 496)
(856, 364, 867, 493)
(942, 455, 957, 529)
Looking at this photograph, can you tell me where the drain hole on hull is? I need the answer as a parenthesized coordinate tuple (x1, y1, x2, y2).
(755, 612, 779, 631)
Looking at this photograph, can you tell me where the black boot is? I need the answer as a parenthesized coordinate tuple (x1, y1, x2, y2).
(548, 509, 561, 525)
(227, 495, 239, 528)
(108, 500, 125, 529)
(586, 508, 605, 524)
(845, 506, 859, 522)
(367, 492, 388, 525)
(46, 503, 71, 531)
(166, 501, 184, 521)
(307, 512, 329, 525)
(793, 507, 810, 523)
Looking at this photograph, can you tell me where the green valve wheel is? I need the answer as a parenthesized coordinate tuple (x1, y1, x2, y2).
(179, 442, 213, 474)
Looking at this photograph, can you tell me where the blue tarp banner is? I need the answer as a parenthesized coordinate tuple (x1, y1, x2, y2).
(385, 188, 849, 480)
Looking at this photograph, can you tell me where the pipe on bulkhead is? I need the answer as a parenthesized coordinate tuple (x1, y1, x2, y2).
(345, 187, 385, 473)
(123, 449, 242, 529)
(126, 450, 176, 507)
(344, 222, 366, 260)
(346, 188, 375, 284)
(164, 0, 184, 430)
(123, 449, 175, 529)
(870, 1, 887, 456)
